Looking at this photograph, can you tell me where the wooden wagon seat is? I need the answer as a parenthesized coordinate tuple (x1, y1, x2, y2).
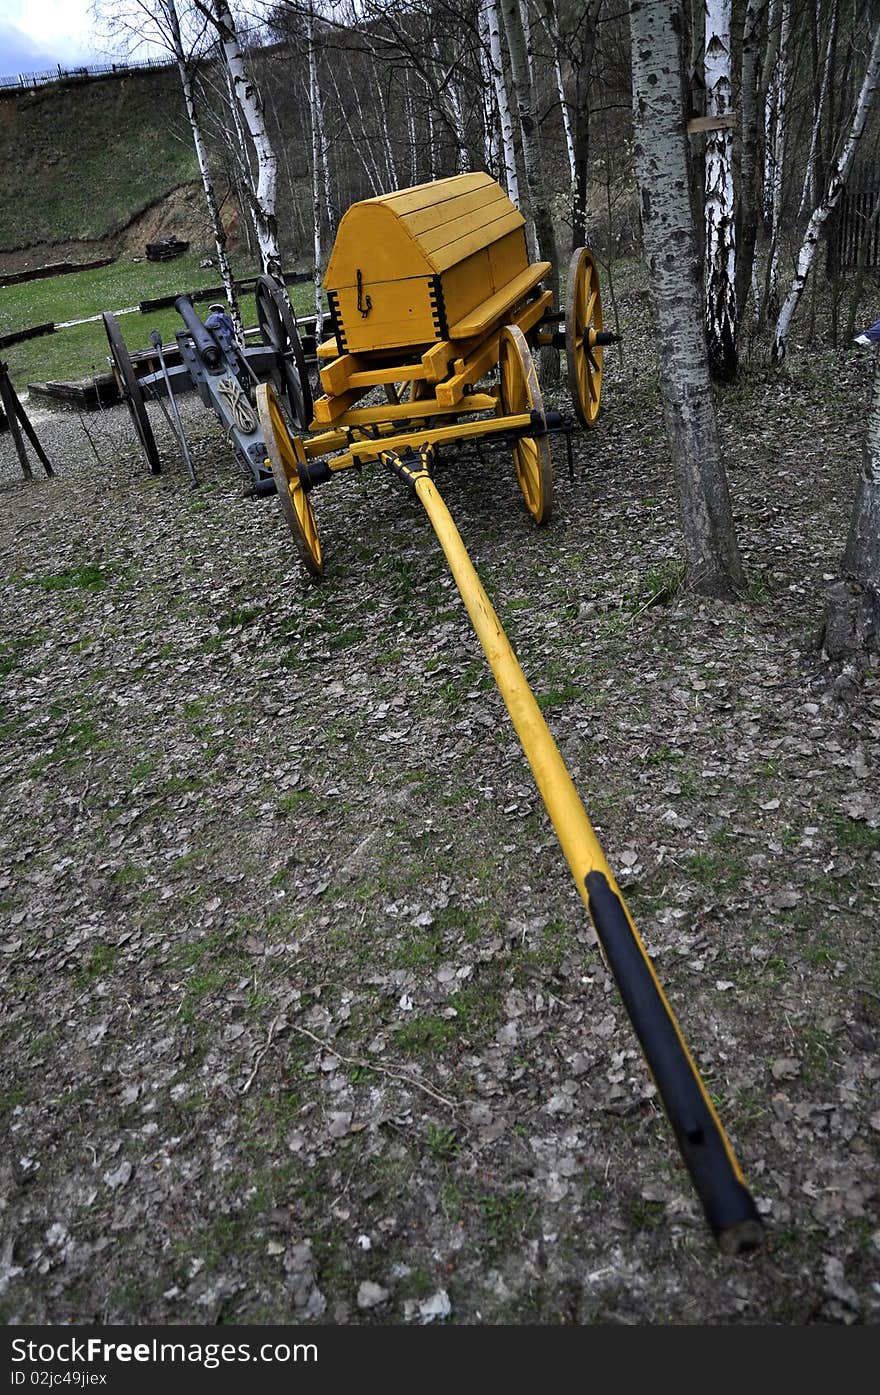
(321, 172, 551, 358)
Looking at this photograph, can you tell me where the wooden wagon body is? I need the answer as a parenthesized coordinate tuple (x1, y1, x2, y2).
(258, 170, 608, 576)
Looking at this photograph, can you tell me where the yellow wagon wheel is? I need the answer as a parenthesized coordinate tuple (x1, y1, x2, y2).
(256, 382, 324, 579)
(498, 324, 553, 525)
(566, 247, 603, 427)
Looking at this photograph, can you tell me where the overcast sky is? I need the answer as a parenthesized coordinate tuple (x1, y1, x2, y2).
(0, 0, 127, 78)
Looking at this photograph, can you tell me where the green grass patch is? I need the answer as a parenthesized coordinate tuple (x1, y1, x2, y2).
(0, 254, 313, 390)
(829, 814, 880, 853)
(37, 564, 113, 593)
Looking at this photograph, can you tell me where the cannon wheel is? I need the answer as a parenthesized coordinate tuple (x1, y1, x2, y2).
(566, 247, 603, 427)
(256, 381, 324, 579)
(254, 276, 314, 432)
(102, 311, 161, 475)
(498, 325, 552, 525)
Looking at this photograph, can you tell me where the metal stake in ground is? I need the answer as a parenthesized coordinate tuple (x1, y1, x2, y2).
(0, 361, 54, 480)
(149, 331, 198, 488)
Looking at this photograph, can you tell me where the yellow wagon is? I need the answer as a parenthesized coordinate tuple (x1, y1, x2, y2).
(251, 174, 766, 1252)
(258, 171, 608, 577)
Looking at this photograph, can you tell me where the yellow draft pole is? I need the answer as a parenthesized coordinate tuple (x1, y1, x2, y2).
(381, 446, 764, 1256)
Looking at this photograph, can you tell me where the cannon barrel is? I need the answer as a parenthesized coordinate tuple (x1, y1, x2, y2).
(174, 294, 223, 370)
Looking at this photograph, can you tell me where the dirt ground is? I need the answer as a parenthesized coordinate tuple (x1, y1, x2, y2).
(1, 282, 878, 1326)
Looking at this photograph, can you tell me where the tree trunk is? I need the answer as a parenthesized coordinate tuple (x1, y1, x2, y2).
(629, 0, 745, 598)
(798, 1, 836, 219)
(772, 19, 880, 363)
(501, 0, 560, 381)
(822, 353, 880, 659)
(165, 0, 242, 338)
(763, 0, 789, 322)
(703, 0, 737, 379)
(736, 0, 767, 319)
(307, 14, 324, 336)
(210, 0, 284, 285)
(483, 0, 520, 203)
(500, 0, 560, 313)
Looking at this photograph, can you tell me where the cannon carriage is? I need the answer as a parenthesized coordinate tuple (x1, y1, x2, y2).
(259, 171, 611, 577)
(102, 276, 316, 493)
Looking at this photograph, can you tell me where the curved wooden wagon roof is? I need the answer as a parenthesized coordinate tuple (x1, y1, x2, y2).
(322, 172, 546, 357)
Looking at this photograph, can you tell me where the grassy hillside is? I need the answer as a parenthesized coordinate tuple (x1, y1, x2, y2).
(0, 255, 317, 389)
(0, 68, 198, 250)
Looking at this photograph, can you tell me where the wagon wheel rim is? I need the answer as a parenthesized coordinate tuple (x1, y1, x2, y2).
(565, 247, 603, 427)
(256, 381, 323, 579)
(498, 324, 553, 524)
(102, 311, 161, 474)
(254, 275, 314, 432)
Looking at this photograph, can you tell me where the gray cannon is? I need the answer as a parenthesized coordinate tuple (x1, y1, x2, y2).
(102, 277, 315, 493)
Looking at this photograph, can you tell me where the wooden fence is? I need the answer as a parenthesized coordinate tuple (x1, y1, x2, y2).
(837, 176, 880, 271)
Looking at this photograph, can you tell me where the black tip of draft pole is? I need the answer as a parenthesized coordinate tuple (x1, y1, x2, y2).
(584, 870, 766, 1254)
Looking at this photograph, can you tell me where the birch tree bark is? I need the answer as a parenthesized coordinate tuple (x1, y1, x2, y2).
(500, 0, 559, 298)
(798, 1, 836, 218)
(307, 11, 324, 335)
(111, 0, 243, 334)
(206, 0, 284, 285)
(483, 0, 520, 203)
(629, 0, 744, 598)
(735, 0, 766, 318)
(822, 353, 880, 659)
(763, 0, 789, 321)
(703, 0, 736, 379)
(772, 19, 880, 363)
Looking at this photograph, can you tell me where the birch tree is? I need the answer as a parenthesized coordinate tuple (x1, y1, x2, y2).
(703, 0, 736, 379)
(772, 18, 880, 364)
(629, 0, 744, 598)
(307, 8, 325, 333)
(97, 0, 243, 332)
(736, 0, 767, 318)
(763, 0, 789, 321)
(482, 0, 520, 202)
(500, 0, 559, 296)
(201, 0, 285, 285)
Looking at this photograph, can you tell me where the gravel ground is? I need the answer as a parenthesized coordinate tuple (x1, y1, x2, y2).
(1, 290, 879, 1326)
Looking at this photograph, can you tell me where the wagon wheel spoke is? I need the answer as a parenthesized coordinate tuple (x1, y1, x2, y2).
(254, 275, 314, 433)
(565, 248, 604, 428)
(498, 324, 553, 525)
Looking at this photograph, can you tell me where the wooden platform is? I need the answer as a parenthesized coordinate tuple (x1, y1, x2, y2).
(26, 373, 120, 410)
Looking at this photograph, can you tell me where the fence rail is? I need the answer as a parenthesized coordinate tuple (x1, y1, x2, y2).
(838, 177, 880, 271)
(0, 56, 174, 92)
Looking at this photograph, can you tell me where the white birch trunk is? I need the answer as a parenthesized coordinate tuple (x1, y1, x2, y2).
(519, 0, 535, 84)
(737, 0, 767, 317)
(538, 0, 575, 184)
(773, 20, 880, 363)
(500, 0, 558, 283)
(448, 82, 470, 173)
(703, 0, 737, 379)
(211, 0, 283, 285)
(164, 0, 242, 338)
(483, 0, 520, 203)
(477, 6, 499, 173)
(761, 0, 781, 231)
(427, 97, 437, 180)
(307, 17, 324, 337)
(629, 0, 744, 597)
(798, 2, 836, 218)
(765, 0, 790, 317)
(405, 73, 419, 184)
